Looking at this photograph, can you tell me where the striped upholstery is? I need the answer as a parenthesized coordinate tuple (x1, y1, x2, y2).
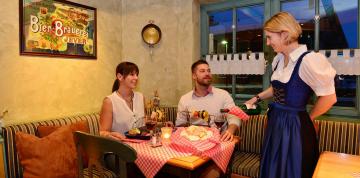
(2, 113, 100, 178)
(230, 115, 266, 178)
(315, 120, 360, 155)
(237, 115, 267, 154)
(83, 166, 117, 178)
(231, 152, 260, 178)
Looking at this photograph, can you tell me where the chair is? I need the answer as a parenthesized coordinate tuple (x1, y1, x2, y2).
(74, 131, 137, 178)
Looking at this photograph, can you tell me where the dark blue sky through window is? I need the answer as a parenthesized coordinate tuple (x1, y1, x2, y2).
(209, 10, 233, 35)
(236, 5, 264, 31)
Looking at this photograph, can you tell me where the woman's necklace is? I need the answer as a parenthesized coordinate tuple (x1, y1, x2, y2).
(117, 90, 134, 111)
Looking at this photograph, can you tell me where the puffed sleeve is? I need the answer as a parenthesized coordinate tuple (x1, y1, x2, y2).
(299, 52, 336, 96)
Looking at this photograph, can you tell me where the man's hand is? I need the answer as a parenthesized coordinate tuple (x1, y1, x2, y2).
(220, 124, 238, 142)
(221, 130, 234, 141)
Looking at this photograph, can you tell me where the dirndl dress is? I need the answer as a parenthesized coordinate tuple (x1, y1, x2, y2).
(259, 51, 319, 178)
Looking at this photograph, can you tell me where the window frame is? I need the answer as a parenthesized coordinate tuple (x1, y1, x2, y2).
(200, 0, 360, 117)
(201, 0, 269, 103)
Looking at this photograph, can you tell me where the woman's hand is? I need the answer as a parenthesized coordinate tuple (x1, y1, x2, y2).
(100, 131, 126, 141)
(109, 132, 126, 140)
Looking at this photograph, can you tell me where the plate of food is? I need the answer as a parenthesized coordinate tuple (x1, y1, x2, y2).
(124, 127, 151, 140)
(171, 126, 220, 152)
(180, 125, 213, 141)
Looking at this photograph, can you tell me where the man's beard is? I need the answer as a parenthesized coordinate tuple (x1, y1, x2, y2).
(197, 78, 212, 87)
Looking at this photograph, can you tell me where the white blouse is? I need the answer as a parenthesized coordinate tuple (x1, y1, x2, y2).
(107, 91, 145, 134)
(271, 45, 336, 96)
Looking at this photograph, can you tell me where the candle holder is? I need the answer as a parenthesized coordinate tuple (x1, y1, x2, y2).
(161, 127, 173, 144)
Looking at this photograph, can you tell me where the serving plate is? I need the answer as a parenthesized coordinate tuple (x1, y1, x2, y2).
(124, 127, 151, 140)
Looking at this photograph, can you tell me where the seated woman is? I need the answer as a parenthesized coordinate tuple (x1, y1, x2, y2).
(100, 61, 145, 140)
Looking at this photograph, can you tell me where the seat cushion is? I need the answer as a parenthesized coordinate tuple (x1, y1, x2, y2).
(231, 151, 260, 178)
(15, 125, 78, 178)
(83, 167, 117, 178)
(37, 120, 91, 167)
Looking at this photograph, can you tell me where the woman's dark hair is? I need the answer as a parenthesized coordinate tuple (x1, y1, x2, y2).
(112, 62, 139, 92)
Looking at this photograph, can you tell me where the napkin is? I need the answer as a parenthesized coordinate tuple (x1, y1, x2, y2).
(228, 106, 250, 121)
(171, 127, 220, 153)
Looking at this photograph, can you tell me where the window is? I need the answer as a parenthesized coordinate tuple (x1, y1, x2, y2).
(205, 3, 265, 103)
(319, 0, 358, 107)
(235, 5, 264, 101)
(208, 9, 234, 95)
(319, 0, 358, 49)
(236, 5, 264, 53)
(209, 10, 233, 54)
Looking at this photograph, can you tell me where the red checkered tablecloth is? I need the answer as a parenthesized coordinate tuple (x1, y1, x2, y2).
(124, 128, 236, 178)
(125, 141, 193, 178)
(202, 139, 235, 173)
(170, 127, 220, 153)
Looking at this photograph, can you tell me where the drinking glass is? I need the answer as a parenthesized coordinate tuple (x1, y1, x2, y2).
(214, 113, 226, 131)
(145, 115, 157, 132)
(163, 121, 174, 128)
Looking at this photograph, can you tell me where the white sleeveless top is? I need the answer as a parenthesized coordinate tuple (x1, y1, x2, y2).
(107, 91, 145, 134)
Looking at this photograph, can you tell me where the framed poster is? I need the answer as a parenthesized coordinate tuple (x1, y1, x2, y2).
(20, 0, 97, 59)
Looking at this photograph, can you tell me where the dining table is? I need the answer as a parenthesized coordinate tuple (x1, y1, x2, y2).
(313, 151, 360, 178)
(123, 127, 240, 178)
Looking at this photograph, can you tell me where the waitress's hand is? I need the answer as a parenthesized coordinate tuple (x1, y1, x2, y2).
(245, 97, 257, 105)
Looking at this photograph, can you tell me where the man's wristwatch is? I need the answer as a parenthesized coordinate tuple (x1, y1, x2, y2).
(255, 95, 262, 103)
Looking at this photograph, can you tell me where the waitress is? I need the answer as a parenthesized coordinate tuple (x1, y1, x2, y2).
(245, 12, 337, 178)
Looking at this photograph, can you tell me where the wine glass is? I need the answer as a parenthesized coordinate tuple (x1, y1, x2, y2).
(214, 113, 226, 131)
(145, 115, 157, 132)
(163, 121, 174, 128)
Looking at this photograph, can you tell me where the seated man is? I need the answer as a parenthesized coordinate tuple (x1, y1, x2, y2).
(176, 59, 240, 142)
